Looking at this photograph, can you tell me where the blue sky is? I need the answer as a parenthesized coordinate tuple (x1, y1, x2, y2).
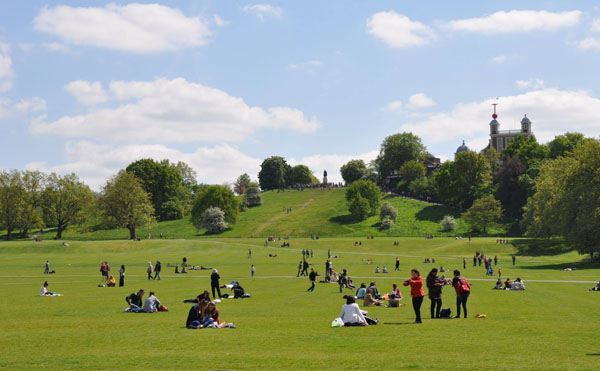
(1, 1, 600, 189)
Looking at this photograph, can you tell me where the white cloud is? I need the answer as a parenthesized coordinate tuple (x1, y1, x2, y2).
(289, 150, 379, 184)
(33, 4, 211, 53)
(406, 93, 436, 109)
(65, 81, 109, 106)
(490, 55, 507, 64)
(592, 18, 600, 32)
(575, 37, 600, 51)
(243, 4, 282, 21)
(41, 42, 71, 53)
(386, 100, 403, 112)
(213, 14, 229, 27)
(366, 11, 436, 48)
(15, 97, 47, 113)
(31, 77, 319, 142)
(398, 88, 600, 148)
(446, 10, 581, 34)
(287, 59, 322, 72)
(0, 43, 13, 92)
(516, 78, 545, 90)
(25, 142, 261, 191)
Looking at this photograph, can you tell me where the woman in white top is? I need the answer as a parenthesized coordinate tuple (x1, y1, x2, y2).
(339, 295, 378, 326)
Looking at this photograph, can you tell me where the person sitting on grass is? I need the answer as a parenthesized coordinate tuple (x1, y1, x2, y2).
(184, 290, 211, 303)
(367, 282, 381, 299)
(363, 288, 382, 307)
(511, 278, 526, 291)
(39, 281, 61, 296)
(504, 278, 512, 290)
(125, 289, 145, 312)
(339, 295, 378, 326)
(589, 281, 600, 291)
(106, 275, 116, 287)
(493, 279, 504, 290)
(232, 282, 246, 298)
(389, 283, 403, 299)
(338, 269, 351, 292)
(356, 283, 367, 299)
(143, 291, 161, 313)
(382, 266, 388, 273)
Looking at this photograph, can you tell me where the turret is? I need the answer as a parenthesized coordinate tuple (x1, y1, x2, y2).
(489, 103, 499, 135)
(521, 114, 531, 134)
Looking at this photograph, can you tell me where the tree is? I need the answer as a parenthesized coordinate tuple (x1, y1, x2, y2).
(0, 170, 25, 240)
(126, 159, 184, 221)
(348, 194, 370, 221)
(174, 161, 198, 189)
(18, 171, 45, 238)
(440, 215, 457, 232)
(494, 155, 527, 218)
(340, 159, 367, 184)
(380, 202, 398, 222)
(463, 195, 502, 233)
(408, 176, 438, 201)
(375, 133, 426, 182)
(42, 173, 95, 239)
(380, 216, 394, 230)
(436, 151, 492, 208)
(234, 173, 252, 195)
(345, 179, 381, 218)
(200, 206, 228, 234)
(258, 156, 290, 190)
(191, 185, 239, 229)
(547, 132, 586, 159)
(501, 134, 549, 167)
(245, 185, 262, 207)
(288, 165, 313, 186)
(397, 160, 426, 193)
(100, 171, 155, 240)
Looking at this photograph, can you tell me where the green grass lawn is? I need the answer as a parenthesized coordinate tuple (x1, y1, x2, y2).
(30, 188, 512, 241)
(1, 237, 598, 370)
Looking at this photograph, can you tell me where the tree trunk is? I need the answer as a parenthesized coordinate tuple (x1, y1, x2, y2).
(56, 224, 64, 239)
(20, 228, 29, 239)
(129, 226, 136, 240)
(6, 228, 12, 240)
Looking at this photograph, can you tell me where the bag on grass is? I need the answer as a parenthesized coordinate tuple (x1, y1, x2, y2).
(331, 318, 344, 327)
(440, 308, 452, 318)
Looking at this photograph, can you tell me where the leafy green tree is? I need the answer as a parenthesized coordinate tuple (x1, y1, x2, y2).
(397, 160, 426, 193)
(245, 185, 262, 207)
(191, 185, 239, 228)
(174, 161, 198, 189)
(42, 173, 95, 239)
(348, 194, 370, 221)
(100, 171, 155, 240)
(234, 173, 252, 195)
(502, 134, 549, 166)
(440, 215, 457, 232)
(258, 156, 290, 190)
(345, 179, 381, 218)
(126, 159, 184, 221)
(482, 146, 500, 174)
(408, 176, 438, 201)
(288, 165, 313, 185)
(375, 132, 426, 182)
(380, 202, 398, 222)
(435, 152, 492, 208)
(463, 195, 502, 233)
(200, 206, 228, 234)
(494, 155, 527, 218)
(0, 170, 25, 240)
(380, 216, 394, 230)
(340, 159, 367, 184)
(547, 132, 586, 159)
(18, 171, 45, 238)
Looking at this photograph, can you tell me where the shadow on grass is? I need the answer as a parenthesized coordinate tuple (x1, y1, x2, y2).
(519, 260, 599, 270)
(329, 214, 357, 225)
(414, 205, 462, 223)
(512, 239, 572, 257)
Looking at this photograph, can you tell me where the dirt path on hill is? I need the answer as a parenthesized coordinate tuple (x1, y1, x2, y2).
(253, 198, 314, 235)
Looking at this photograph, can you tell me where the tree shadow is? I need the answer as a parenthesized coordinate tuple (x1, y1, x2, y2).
(519, 260, 599, 270)
(414, 205, 462, 223)
(329, 214, 357, 225)
(512, 239, 572, 257)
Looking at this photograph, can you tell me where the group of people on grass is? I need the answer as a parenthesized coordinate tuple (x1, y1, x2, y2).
(125, 289, 166, 313)
(493, 278, 525, 290)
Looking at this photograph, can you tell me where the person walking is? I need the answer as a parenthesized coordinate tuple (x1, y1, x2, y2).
(147, 262, 153, 280)
(251, 264, 255, 278)
(395, 257, 400, 271)
(153, 261, 161, 280)
(297, 261, 303, 277)
(512, 255, 516, 265)
(301, 260, 309, 277)
(426, 268, 443, 319)
(325, 260, 330, 277)
(307, 268, 318, 292)
(44, 260, 50, 274)
(310, 249, 314, 258)
(328, 249, 331, 259)
(119, 265, 125, 287)
(403, 269, 425, 323)
(494, 256, 498, 266)
(248, 249, 252, 259)
(452, 270, 471, 318)
(211, 269, 222, 299)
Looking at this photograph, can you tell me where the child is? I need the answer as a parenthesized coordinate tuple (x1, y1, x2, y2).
(251, 265, 255, 278)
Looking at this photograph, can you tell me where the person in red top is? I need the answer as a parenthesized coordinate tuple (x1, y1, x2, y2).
(452, 269, 471, 318)
(403, 269, 425, 323)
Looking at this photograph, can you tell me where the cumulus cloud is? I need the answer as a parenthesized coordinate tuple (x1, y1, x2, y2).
(287, 60, 322, 71)
(0, 43, 13, 92)
(490, 55, 507, 64)
(386, 100, 403, 112)
(0, 96, 46, 120)
(516, 78, 545, 90)
(446, 10, 581, 34)
(243, 4, 282, 21)
(213, 14, 229, 27)
(366, 11, 436, 48)
(398, 89, 600, 151)
(65, 81, 109, 106)
(289, 150, 379, 184)
(25, 141, 262, 191)
(575, 37, 600, 51)
(31, 77, 319, 142)
(406, 93, 436, 109)
(33, 3, 211, 53)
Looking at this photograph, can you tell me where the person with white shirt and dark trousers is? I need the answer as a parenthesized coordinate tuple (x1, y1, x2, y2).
(339, 295, 378, 326)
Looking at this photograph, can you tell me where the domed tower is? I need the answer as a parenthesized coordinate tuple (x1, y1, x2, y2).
(489, 103, 499, 135)
(455, 140, 470, 157)
(520, 114, 531, 135)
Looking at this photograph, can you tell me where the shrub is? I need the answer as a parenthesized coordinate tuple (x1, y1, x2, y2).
(245, 186, 262, 207)
(201, 207, 228, 234)
(380, 216, 394, 230)
(440, 215, 457, 232)
(380, 202, 398, 222)
(349, 194, 370, 221)
(345, 179, 381, 217)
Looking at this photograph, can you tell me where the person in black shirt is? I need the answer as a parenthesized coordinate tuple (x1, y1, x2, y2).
(211, 269, 222, 299)
(307, 268, 318, 292)
(125, 289, 145, 311)
(153, 261, 161, 280)
(395, 257, 400, 271)
(426, 268, 443, 318)
(301, 260, 309, 276)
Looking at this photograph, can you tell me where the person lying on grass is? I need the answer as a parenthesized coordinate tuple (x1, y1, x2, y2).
(339, 295, 378, 326)
(590, 281, 600, 291)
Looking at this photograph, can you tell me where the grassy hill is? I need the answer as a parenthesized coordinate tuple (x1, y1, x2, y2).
(28, 188, 513, 241)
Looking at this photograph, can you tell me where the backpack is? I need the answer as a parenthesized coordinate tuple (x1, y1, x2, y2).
(461, 277, 471, 292)
(440, 308, 452, 318)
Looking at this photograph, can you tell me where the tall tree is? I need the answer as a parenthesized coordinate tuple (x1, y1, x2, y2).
(375, 132, 426, 182)
(234, 173, 252, 195)
(494, 155, 527, 218)
(340, 159, 367, 184)
(0, 171, 25, 240)
(288, 165, 313, 185)
(435, 152, 492, 208)
(501, 134, 549, 166)
(258, 156, 290, 190)
(42, 173, 95, 239)
(463, 195, 502, 233)
(547, 132, 586, 159)
(191, 185, 239, 229)
(100, 171, 155, 240)
(345, 179, 381, 219)
(18, 171, 46, 237)
(397, 160, 426, 193)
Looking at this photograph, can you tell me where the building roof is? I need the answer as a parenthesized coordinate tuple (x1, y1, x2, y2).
(455, 140, 470, 155)
(520, 114, 531, 124)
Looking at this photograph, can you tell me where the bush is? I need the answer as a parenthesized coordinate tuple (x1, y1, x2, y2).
(380, 216, 394, 230)
(190, 185, 239, 230)
(380, 202, 398, 222)
(345, 179, 381, 217)
(349, 194, 370, 221)
(201, 207, 228, 234)
(440, 215, 457, 232)
(245, 186, 262, 207)
(160, 199, 184, 221)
